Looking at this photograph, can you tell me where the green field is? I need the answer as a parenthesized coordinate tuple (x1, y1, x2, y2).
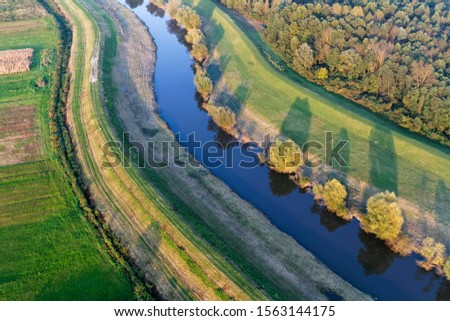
(189, 0, 450, 243)
(0, 6, 134, 300)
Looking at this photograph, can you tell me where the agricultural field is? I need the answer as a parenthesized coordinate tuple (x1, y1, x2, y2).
(0, 1, 134, 300)
(187, 0, 450, 246)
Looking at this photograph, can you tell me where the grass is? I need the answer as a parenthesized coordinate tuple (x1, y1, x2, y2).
(0, 7, 134, 300)
(56, 0, 271, 300)
(189, 0, 450, 242)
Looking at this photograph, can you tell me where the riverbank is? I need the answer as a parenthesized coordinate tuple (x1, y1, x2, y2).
(181, 0, 450, 253)
(88, 0, 371, 300)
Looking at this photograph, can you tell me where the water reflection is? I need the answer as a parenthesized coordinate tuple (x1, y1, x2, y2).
(311, 204, 349, 232)
(357, 230, 396, 275)
(268, 171, 298, 196)
(125, 0, 450, 299)
(125, 0, 143, 9)
(147, 3, 164, 18)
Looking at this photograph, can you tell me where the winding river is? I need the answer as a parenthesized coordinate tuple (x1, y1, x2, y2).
(120, 0, 450, 300)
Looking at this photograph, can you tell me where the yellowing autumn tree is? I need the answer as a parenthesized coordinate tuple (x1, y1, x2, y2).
(362, 191, 403, 242)
(322, 179, 349, 219)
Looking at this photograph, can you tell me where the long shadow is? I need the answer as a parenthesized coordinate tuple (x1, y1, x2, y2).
(125, 0, 143, 9)
(357, 230, 396, 275)
(337, 128, 350, 180)
(194, 0, 224, 53)
(435, 180, 450, 226)
(369, 125, 398, 195)
(281, 97, 312, 147)
(214, 81, 250, 116)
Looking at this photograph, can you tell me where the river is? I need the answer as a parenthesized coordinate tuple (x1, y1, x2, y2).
(120, 0, 450, 300)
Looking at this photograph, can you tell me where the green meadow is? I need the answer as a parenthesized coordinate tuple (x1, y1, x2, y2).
(0, 9, 133, 300)
(190, 0, 450, 240)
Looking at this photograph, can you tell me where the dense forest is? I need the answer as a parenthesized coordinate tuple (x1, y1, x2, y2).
(219, 0, 450, 146)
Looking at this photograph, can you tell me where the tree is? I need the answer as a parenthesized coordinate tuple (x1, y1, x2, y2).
(194, 72, 212, 99)
(362, 191, 404, 242)
(315, 67, 328, 80)
(312, 183, 324, 201)
(322, 179, 349, 219)
(337, 49, 364, 79)
(185, 28, 205, 45)
(208, 106, 236, 130)
(267, 138, 302, 173)
(166, 0, 181, 16)
(417, 237, 446, 271)
(191, 43, 208, 62)
(444, 258, 450, 280)
(293, 43, 314, 71)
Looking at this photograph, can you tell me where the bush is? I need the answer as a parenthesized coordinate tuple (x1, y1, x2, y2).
(175, 6, 201, 30)
(362, 191, 403, 242)
(191, 43, 208, 62)
(208, 105, 236, 130)
(444, 258, 450, 280)
(322, 179, 349, 219)
(267, 138, 302, 173)
(316, 67, 329, 80)
(185, 28, 205, 45)
(312, 183, 324, 201)
(417, 237, 446, 271)
(194, 72, 212, 99)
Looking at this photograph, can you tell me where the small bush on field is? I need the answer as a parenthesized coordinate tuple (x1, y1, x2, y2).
(267, 138, 302, 173)
(41, 48, 55, 67)
(194, 72, 212, 99)
(36, 77, 47, 88)
(208, 105, 236, 130)
(0, 48, 33, 75)
(322, 179, 349, 219)
(362, 191, 403, 242)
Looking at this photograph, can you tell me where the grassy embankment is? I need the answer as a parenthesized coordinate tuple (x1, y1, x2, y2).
(0, 3, 134, 300)
(57, 0, 272, 300)
(63, 0, 370, 300)
(187, 0, 450, 246)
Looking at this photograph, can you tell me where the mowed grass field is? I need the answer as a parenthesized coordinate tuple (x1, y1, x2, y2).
(0, 9, 134, 300)
(189, 0, 450, 242)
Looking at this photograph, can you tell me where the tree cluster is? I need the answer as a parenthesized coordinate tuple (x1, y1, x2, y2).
(221, 0, 450, 146)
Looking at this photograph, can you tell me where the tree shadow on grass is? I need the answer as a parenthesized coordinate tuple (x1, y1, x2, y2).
(214, 81, 250, 116)
(368, 125, 398, 195)
(435, 180, 450, 226)
(195, 0, 224, 53)
(281, 97, 312, 148)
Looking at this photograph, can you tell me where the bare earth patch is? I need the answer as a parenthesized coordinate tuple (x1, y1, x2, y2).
(0, 105, 41, 166)
(0, 48, 33, 75)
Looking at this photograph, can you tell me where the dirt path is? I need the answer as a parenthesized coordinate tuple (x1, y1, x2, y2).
(91, 0, 370, 300)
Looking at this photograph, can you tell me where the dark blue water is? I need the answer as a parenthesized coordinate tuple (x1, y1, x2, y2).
(120, 0, 450, 300)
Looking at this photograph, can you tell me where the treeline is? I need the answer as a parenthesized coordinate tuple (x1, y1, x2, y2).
(219, 0, 450, 146)
(40, 0, 161, 300)
(265, 139, 450, 280)
(153, 0, 238, 131)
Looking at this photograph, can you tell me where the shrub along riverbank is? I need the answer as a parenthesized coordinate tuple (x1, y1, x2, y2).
(151, 0, 450, 282)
